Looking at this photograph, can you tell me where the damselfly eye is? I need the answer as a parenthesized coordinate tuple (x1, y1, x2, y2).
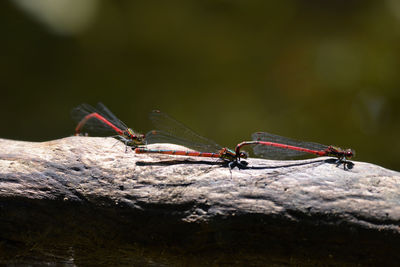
(240, 151, 248, 159)
(345, 149, 354, 158)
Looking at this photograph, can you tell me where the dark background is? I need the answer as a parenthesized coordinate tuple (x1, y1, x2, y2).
(1, 0, 399, 170)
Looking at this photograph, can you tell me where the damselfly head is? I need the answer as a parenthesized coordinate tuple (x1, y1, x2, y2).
(125, 128, 146, 145)
(344, 149, 355, 159)
(329, 146, 355, 159)
(239, 151, 248, 159)
(133, 131, 145, 141)
(134, 134, 146, 145)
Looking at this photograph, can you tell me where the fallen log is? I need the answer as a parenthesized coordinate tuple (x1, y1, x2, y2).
(0, 136, 399, 266)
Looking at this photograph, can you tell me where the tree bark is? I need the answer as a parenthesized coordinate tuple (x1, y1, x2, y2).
(0, 136, 399, 266)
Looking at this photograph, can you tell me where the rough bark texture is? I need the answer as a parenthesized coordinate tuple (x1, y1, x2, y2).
(0, 136, 399, 266)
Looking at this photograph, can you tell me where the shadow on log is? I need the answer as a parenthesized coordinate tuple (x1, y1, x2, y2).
(0, 136, 399, 266)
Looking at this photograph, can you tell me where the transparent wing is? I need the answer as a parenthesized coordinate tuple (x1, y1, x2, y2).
(251, 132, 327, 160)
(95, 102, 129, 130)
(71, 103, 126, 136)
(147, 110, 222, 153)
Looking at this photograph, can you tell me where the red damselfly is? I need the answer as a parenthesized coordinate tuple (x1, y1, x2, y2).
(135, 110, 248, 168)
(235, 132, 354, 168)
(71, 103, 145, 147)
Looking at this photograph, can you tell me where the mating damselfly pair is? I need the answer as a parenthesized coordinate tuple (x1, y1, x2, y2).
(72, 103, 354, 169)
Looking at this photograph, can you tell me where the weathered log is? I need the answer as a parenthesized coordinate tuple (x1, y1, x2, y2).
(0, 136, 399, 266)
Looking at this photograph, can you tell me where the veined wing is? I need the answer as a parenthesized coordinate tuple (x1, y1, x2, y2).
(251, 132, 327, 159)
(146, 110, 222, 153)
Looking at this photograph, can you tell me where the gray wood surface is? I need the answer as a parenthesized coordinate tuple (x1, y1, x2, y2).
(1, 136, 399, 266)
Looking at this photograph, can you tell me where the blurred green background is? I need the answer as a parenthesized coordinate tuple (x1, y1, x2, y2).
(0, 0, 399, 170)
